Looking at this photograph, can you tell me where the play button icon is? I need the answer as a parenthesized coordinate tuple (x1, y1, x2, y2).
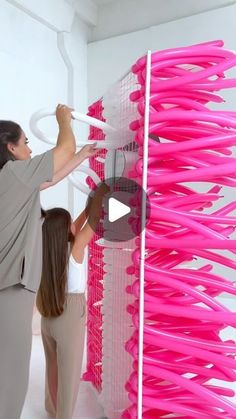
(85, 176, 150, 242)
(108, 197, 130, 222)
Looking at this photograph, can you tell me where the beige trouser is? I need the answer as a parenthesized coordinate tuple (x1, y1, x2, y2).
(41, 293, 86, 419)
(0, 284, 35, 419)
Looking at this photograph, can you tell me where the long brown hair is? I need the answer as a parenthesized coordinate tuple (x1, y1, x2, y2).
(0, 120, 21, 169)
(36, 208, 74, 318)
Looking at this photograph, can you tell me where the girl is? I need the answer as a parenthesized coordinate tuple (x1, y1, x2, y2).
(37, 183, 109, 419)
(0, 104, 97, 418)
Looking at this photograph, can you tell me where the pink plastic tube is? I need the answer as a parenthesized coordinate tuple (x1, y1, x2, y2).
(101, 39, 236, 419)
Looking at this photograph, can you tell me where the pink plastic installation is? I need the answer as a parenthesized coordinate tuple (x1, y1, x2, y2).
(123, 40, 236, 418)
(82, 99, 105, 391)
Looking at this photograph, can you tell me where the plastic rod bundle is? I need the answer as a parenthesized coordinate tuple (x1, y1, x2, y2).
(123, 40, 236, 418)
(82, 100, 106, 391)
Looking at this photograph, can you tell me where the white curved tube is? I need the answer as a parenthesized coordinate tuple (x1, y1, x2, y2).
(72, 111, 115, 132)
(68, 164, 101, 195)
(29, 107, 116, 148)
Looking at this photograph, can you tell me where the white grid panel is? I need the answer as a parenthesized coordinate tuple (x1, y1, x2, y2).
(99, 70, 141, 418)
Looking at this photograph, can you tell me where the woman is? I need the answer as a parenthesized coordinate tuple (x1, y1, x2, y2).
(37, 183, 108, 419)
(0, 104, 97, 419)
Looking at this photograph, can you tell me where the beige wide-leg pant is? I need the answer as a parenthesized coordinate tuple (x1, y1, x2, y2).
(0, 284, 35, 419)
(41, 293, 86, 419)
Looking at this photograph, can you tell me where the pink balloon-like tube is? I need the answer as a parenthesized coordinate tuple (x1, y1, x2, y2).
(148, 57, 236, 90)
(142, 364, 236, 417)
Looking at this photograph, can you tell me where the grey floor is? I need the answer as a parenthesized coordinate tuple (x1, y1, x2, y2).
(21, 298, 236, 418)
(21, 335, 105, 419)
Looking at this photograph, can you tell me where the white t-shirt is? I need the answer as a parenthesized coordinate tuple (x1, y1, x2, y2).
(67, 253, 86, 294)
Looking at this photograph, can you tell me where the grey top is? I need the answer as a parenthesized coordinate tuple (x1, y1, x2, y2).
(0, 150, 54, 292)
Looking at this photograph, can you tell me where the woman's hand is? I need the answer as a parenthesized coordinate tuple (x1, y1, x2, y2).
(56, 104, 73, 127)
(79, 143, 98, 160)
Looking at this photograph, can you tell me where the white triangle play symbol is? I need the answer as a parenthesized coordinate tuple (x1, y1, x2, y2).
(108, 197, 131, 223)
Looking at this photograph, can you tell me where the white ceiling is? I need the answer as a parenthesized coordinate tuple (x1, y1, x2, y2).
(93, 0, 117, 5)
(90, 0, 236, 42)
(68, 0, 236, 42)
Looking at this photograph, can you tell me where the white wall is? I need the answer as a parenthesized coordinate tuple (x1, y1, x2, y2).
(66, 16, 91, 218)
(0, 0, 89, 216)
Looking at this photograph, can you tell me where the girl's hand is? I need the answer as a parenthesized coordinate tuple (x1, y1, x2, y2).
(79, 143, 98, 160)
(96, 182, 110, 196)
(56, 104, 73, 126)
